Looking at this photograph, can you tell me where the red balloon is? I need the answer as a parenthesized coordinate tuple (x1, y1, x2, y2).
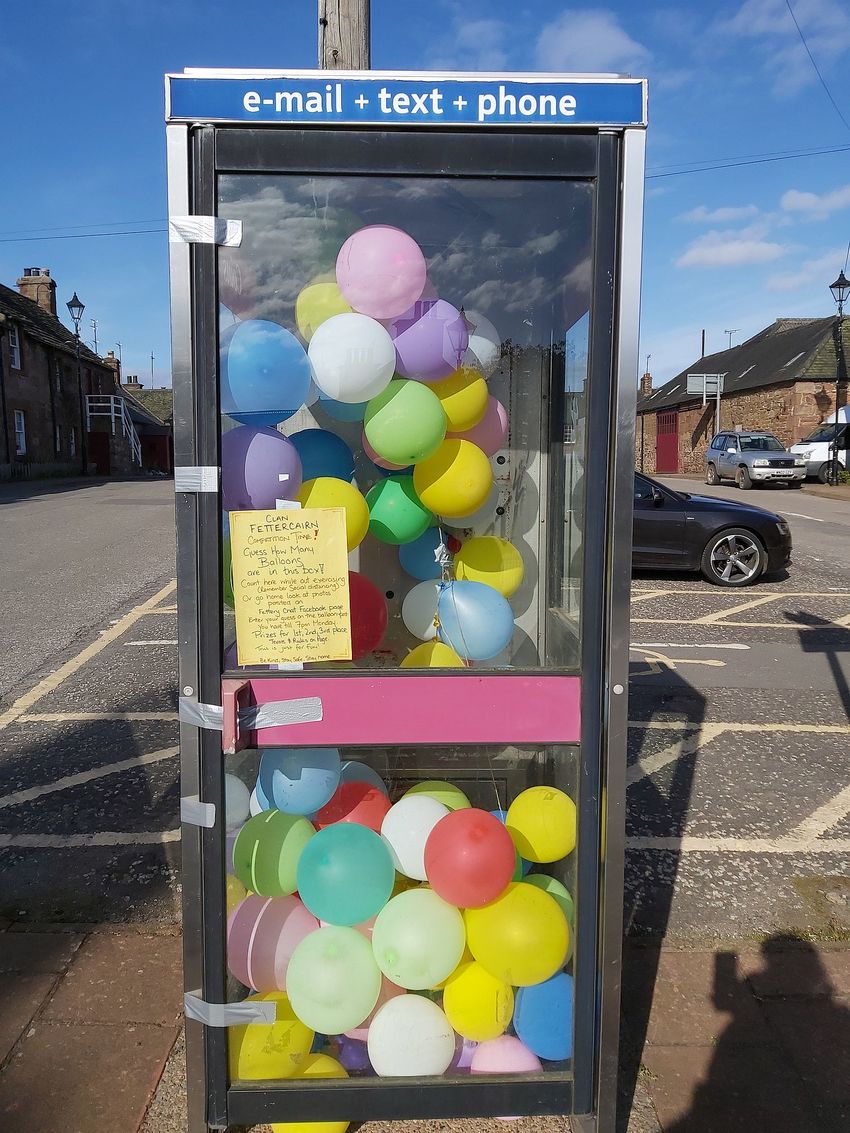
(348, 570, 388, 660)
(424, 808, 516, 908)
(314, 780, 391, 832)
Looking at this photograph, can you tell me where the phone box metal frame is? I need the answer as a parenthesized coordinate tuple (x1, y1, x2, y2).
(165, 68, 647, 1133)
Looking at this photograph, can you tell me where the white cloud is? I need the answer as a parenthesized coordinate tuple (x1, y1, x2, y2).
(428, 18, 509, 70)
(780, 183, 850, 219)
(767, 248, 846, 290)
(534, 9, 650, 73)
(679, 204, 760, 224)
(676, 227, 787, 268)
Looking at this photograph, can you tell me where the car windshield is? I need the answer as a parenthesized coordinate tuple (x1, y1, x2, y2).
(801, 423, 839, 443)
(738, 435, 784, 452)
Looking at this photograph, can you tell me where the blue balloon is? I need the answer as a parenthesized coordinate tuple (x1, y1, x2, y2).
(339, 760, 389, 797)
(221, 319, 311, 426)
(254, 776, 272, 811)
(514, 972, 574, 1061)
(296, 824, 395, 926)
(220, 303, 238, 331)
(437, 580, 514, 661)
(257, 747, 341, 815)
(399, 528, 443, 581)
(317, 394, 368, 422)
(289, 428, 355, 482)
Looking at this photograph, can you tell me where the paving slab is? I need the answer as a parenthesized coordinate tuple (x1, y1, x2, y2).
(0, 930, 82, 972)
(0, 971, 59, 1063)
(740, 943, 850, 999)
(762, 996, 850, 1111)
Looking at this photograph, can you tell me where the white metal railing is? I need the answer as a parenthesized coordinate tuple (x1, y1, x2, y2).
(86, 394, 142, 466)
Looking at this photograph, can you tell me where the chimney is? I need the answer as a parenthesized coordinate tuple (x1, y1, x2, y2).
(17, 268, 57, 317)
(122, 374, 143, 392)
(640, 370, 653, 398)
(103, 349, 121, 385)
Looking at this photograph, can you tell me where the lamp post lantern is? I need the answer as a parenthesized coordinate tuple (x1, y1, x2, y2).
(829, 272, 849, 486)
(66, 292, 88, 474)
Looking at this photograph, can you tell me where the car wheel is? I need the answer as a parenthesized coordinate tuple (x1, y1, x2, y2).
(705, 463, 720, 486)
(817, 462, 834, 484)
(700, 528, 767, 586)
(736, 466, 752, 490)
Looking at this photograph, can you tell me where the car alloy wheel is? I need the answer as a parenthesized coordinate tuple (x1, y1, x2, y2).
(736, 466, 752, 490)
(705, 463, 719, 485)
(702, 528, 765, 586)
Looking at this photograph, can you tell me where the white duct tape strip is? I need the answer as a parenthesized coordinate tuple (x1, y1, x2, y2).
(180, 795, 216, 828)
(168, 216, 243, 247)
(178, 696, 323, 732)
(179, 698, 224, 730)
(174, 465, 219, 493)
(184, 992, 276, 1027)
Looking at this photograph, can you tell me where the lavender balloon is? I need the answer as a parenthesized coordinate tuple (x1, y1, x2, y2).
(390, 299, 469, 383)
(221, 426, 302, 512)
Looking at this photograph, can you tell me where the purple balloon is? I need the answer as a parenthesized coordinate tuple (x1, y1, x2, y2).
(221, 425, 302, 512)
(337, 1036, 374, 1073)
(390, 299, 469, 383)
(449, 1034, 479, 1072)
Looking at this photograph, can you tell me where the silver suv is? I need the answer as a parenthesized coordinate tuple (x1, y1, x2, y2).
(704, 431, 807, 490)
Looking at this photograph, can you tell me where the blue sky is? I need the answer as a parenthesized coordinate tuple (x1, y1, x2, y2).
(1, 0, 849, 386)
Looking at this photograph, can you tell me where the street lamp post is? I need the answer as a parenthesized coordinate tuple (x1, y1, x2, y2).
(829, 271, 849, 487)
(66, 292, 88, 475)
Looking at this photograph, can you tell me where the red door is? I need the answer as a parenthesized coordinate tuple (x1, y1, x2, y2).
(655, 410, 679, 473)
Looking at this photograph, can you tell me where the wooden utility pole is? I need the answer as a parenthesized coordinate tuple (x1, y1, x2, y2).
(319, 0, 370, 69)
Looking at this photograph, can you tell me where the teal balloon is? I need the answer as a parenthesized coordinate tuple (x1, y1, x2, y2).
(365, 475, 433, 545)
(296, 824, 395, 926)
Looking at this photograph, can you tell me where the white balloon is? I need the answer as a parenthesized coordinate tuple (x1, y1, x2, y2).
(368, 995, 455, 1077)
(224, 773, 251, 829)
(401, 580, 442, 641)
(462, 309, 501, 376)
(380, 796, 449, 880)
(308, 312, 396, 403)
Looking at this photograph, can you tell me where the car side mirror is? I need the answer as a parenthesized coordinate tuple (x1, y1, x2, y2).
(652, 487, 664, 507)
(726, 446, 737, 454)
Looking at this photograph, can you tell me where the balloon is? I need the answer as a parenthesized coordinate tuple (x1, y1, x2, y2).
(270, 1053, 350, 1133)
(367, 995, 455, 1076)
(296, 824, 395, 925)
(390, 300, 469, 383)
(348, 571, 388, 659)
(462, 310, 502, 377)
(254, 777, 272, 811)
(308, 313, 396, 403)
(398, 528, 452, 581)
(289, 429, 355, 483)
(363, 380, 447, 466)
(336, 225, 427, 320)
(339, 760, 389, 797)
(296, 280, 352, 342)
(403, 780, 471, 811)
(443, 484, 501, 531)
(314, 781, 391, 833)
(514, 972, 574, 1061)
(258, 748, 341, 815)
(425, 367, 488, 433)
(443, 960, 514, 1042)
(470, 1035, 541, 1075)
(380, 796, 450, 880)
(424, 808, 516, 907)
(226, 874, 248, 916)
(220, 303, 239, 331)
(344, 975, 405, 1042)
(365, 475, 433, 545)
(454, 537, 524, 598)
(399, 641, 465, 668)
(506, 786, 577, 863)
(464, 883, 569, 987)
(413, 439, 493, 519)
(437, 580, 514, 661)
(297, 478, 369, 551)
(337, 1036, 372, 1073)
(450, 1035, 479, 1072)
(362, 432, 408, 471)
(448, 396, 508, 456)
(511, 849, 533, 881)
(522, 875, 575, 927)
(222, 320, 312, 426)
(229, 992, 313, 1080)
(224, 773, 251, 830)
(232, 810, 316, 897)
(371, 888, 466, 989)
(227, 894, 319, 992)
(317, 394, 368, 422)
(221, 426, 303, 512)
(287, 926, 382, 1035)
(222, 532, 235, 608)
(400, 580, 441, 641)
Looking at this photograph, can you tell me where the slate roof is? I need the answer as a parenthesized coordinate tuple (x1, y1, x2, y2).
(0, 282, 104, 367)
(638, 316, 849, 414)
(123, 386, 173, 426)
(120, 386, 172, 433)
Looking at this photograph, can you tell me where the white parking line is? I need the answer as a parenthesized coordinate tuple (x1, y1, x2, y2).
(0, 830, 181, 849)
(124, 640, 178, 646)
(631, 643, 751, 650)
(627, 836, 850, 853)
(783, 511, 825, 522)
(0, 746, 179, 811)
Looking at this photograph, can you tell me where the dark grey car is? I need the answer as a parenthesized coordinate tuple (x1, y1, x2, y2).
(704, 431, 806, 490)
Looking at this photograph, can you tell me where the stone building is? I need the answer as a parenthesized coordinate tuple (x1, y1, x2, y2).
(637, 316, 849, 475)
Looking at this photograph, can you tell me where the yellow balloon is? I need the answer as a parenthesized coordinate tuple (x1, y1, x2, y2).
(228, 992, 313, 1081)
(454, 536, 524, 598)
(443, 960, 514, 1041)
(271, 1054, 349, 1133)
(425, 366, 488, 432)
(403, 780, 471, 811)
(226, 874, 248, 915)
(464, 883, 569, 987)
(297, 477, 369, 551)
(506, 786, 577, 863)
(399, 641, 465, 669)
(431, 944, 474, 990)
(296, 281, 352, 342)
(413, 439, 493, 519)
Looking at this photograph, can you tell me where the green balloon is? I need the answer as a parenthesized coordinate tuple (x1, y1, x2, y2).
(372, 888, 466, 990)
(364, 379, 447, 466)
(365, 475, 434, 545)
(287, 926, 382, 1034)
(232, 810, 315, 897)
(522, 874, 575, 926)
(223, 533, 234, 609)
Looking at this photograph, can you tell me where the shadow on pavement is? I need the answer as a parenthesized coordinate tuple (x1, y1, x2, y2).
(792, 617, 850, 724)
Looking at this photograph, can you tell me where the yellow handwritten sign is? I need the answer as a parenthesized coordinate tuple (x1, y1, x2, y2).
(230, 507, 352, 665)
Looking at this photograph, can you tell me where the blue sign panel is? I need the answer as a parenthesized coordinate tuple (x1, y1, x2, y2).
(166, 73, 646, 129)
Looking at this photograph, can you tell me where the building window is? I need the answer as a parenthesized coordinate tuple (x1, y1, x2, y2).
(8, 325, 21, 369)
(70, 428, 76, 457)
(54, 425, 61, 453)
(54, 358, 62, 392)
(14, 410, 26, 455)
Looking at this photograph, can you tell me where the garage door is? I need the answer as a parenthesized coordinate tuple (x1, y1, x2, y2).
(656, 410, 679, 473)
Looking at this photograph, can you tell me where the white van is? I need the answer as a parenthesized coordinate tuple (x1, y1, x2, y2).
(790, 405, 850, 482)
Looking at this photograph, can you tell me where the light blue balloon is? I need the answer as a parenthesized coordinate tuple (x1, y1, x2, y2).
(514, 972, 574, 1061)
(437, 580, 514, 661)
(339, 760, 389, 797)
(258, 747, 341, 815)
(289, 428, 355, 482)
(221, 319, 311, 426)
(296, 824, 395, 926)
(398, 528, 443, 581)
(317, 394, 368, 422)
(254, 776, 272, 810)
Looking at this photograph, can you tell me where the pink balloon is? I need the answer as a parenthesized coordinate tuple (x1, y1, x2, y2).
(448, 396, 508, 457)
(470, 1036, 542, 1074)
(344, 975, 405, 1041)
(227, 894, 318, 992)
(362, 430, 408, 471)
(337, 226, 427, 320)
